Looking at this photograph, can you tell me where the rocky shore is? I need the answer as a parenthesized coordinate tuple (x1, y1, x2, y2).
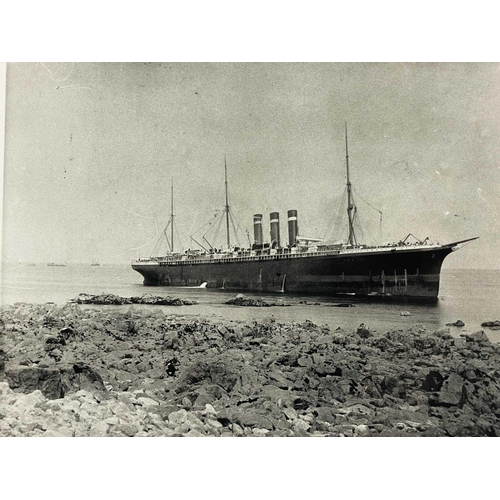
(1, 300, 500, 437)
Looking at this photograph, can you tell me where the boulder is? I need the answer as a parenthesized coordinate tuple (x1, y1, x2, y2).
(465, 331, 490, 343)
(445, 320, 465, 327)
(5, 366, 63, 399)
(429, 373, 466, 407)
(4, 363, 106, 400)
(481, 320, 500, 329)
(116, 424, 139, 437)
(259, 385, 293, 405)
(356, 324, 373, 339)
(173, 357, 240, 394)
(225, 295, 272, 307)
(60, 364, 107, 395)
(220, 408, 275, 430)
(381, 376, 406, 399)
(314, 406, 336, 424)
(421, 370, 445, 392)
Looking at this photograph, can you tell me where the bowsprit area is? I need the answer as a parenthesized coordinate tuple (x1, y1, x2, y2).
(1, 302, 500, 437)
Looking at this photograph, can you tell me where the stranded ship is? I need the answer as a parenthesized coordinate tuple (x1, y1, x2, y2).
(132, 127, 477, 299)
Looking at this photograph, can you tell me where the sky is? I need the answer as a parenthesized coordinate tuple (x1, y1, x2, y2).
(2, 62, 500, 267)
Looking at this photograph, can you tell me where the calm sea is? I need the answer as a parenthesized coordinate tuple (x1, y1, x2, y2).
(1, 264, 499, 342)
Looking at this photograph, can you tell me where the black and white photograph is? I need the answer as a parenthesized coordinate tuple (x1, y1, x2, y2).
(2, 61, 499, 440)
(0, 4, 499, 497)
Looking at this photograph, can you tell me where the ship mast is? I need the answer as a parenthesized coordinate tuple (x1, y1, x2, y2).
(170, 178, 174, 252)
(224, 156, 231, 247)
(345, 122, 357, 246)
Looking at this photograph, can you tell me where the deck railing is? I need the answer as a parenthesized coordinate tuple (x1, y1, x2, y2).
(132, 243, 441, 267)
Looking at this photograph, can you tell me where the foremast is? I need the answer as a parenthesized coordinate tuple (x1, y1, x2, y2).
(170, 178, 174, 252)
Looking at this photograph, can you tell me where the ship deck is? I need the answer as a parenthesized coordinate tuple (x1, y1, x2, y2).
(132, 242, 446, 267)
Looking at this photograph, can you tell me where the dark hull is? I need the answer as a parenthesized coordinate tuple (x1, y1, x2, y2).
(132, 245, 456, 298)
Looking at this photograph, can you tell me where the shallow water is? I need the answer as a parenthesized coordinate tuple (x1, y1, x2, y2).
(1, 263, 499, 341)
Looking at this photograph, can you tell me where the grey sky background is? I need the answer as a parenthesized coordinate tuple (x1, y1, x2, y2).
(2, 62, 499, 267)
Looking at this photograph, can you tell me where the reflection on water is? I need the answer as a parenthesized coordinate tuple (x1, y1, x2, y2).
(1, 264, 499, 341)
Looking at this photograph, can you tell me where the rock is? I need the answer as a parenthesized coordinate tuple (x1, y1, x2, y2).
(168, 409, 189, 426)
(220, 408, 274, 430)
(89, 421, 110, 437)
(314, 407, 336, 424)
(422, 370, 445, 392)
(164, 333, 181, 351)
(4, 363, 106, 400)
(446, 320, 465, 327)
(5, 366, 63, 399)
(465, 331, 489, 343)
(282, 407, 298, 420)
(354, 424, 370, 436)
(293, 419, 310, 432)
(44, 429, 74, 437)
(434, 327, 451, 338)
(173, 356, 240, 394)
(186, 429, 206, 437)
(130, 294, 196, 306)
(192, 390, 216, 409)
(230, 423, 244, 436)
(481, 320, 500, 329)
(260, 385, 293, 406)
(3, 301, 500, 437)
(138, 396, 160, 408)
(297, 355, 312, 367)
(225, 295, 272, 307)
(71, 293, 196, 306)
(116, 424, 139, 437)
(181, 396, 193, 409)
(293, 397, 313, 411)
(356, 324, 373, 339)
(430, 373, 466, 407)
(60, 364, 107, 395)
(381, 376, 406, 398)
(252, 428, 270, 437)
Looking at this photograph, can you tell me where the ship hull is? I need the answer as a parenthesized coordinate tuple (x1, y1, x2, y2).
(132, 245, 456, 299)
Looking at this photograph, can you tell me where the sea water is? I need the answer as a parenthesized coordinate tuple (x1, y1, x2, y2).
(1, 263, 499, 341)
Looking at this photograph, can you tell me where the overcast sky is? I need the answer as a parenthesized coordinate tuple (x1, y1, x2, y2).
(2, 62, 499, 268)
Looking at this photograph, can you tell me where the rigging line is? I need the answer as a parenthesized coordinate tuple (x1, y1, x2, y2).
(229, 207, 249, 235)
(150, 220, 169, 256)
(324, 188, 347, 240)
(202, 211, 223, 238)
(352, 187, 382, 218)
(174, 222, 185, 253)
(187, 213, 198, 237)
(229, 212, 241, 247)
(354, 217, 366, 244)
(211, 212, 225, 247)
(130, 236, 161, 254)
(192, 211, 221, 236)
(358, 216, 377, 245)
(228, 209, 242, 235)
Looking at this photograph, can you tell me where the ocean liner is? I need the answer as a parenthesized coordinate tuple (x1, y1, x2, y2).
(132, 127, 477, 299)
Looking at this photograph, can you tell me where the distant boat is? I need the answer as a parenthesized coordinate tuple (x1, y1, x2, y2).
(91, 260, 100, 267)
(47, 263, 66, 267)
